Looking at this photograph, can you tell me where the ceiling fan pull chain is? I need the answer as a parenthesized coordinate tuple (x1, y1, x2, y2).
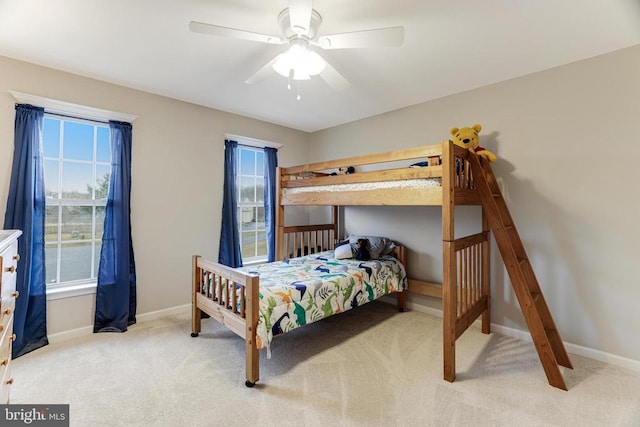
(287, 69, 294, 90)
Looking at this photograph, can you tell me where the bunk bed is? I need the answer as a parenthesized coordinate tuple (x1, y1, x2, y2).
(192, 140, 494, 388)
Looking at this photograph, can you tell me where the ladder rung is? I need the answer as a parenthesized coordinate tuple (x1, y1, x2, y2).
(531, 292, 540, 304)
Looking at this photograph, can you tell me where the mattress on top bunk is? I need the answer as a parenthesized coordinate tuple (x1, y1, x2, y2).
(284, 178, 442, 194)
(240, 251, 408, 354)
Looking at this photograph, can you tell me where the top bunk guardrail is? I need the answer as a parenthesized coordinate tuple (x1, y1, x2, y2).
(278, 141, 481, 206)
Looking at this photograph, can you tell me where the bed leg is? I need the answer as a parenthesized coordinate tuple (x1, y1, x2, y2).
(192, 255, 202, 338)
(443, 242, 457, 383)
(397, 291, 406, 312)
(191, 306, 202, 337)
(245, 275, 260, 388)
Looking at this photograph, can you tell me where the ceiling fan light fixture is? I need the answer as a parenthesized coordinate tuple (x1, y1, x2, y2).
(272, 39, 325, 80)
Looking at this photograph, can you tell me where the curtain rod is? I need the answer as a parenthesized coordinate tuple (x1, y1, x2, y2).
(45, 110, 110, 125)
(225, 133, 283, 149)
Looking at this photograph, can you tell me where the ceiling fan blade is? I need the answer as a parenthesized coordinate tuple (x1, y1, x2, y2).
(288, 0, 313, 34)
(189, 21, 284, 44)
(244, 57, 278, 85)
(319, 60, 350, 91)
(317, 26, 404, 49)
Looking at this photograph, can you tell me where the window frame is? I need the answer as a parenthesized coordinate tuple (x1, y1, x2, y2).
(42, 113, 111, 294)
(236, 145, 267, 264)
(226, 134, 282, 266)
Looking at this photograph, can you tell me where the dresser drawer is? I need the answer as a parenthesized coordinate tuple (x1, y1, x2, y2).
(0, 238, 18, 337)
(0, 358, 12, 404)
(1, 240, 19, 302)
(0, 296, 15, 337)
(0, 317, 13, 387)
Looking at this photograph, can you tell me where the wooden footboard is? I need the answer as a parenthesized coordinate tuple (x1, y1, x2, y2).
(443, 231, 491, 382)
(191, 255, 260, 386)
(408, 231, 490, 382)
(452, 232, 490, 338)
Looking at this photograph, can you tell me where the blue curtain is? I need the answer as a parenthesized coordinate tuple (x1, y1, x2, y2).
(3, 104, 48, 358)
(263, 147, 278, 262)
(218, 140, 242, 268)
(94, 120, 136, 332)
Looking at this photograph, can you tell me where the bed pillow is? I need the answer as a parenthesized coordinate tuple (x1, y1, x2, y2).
(334, 242, 353, 259)
(383, 239, 397, 255)
(348, 235, 392, 260)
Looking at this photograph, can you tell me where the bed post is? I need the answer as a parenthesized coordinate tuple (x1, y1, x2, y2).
(276, 166, 285, 261)
(331, 206, 338, 244)
(442, 140, 457, 382)
(245, 274, 260, 387)
(482, 208, 491, 334)
(394, 245, 407, 311)
(191, 255, 202, 337)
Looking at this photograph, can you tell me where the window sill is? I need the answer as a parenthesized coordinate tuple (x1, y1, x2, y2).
(47, 282, 97, 301)
(243, 259, 268, 267)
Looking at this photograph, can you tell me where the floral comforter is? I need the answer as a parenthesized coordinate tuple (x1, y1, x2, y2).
(239, 251, 408, 354)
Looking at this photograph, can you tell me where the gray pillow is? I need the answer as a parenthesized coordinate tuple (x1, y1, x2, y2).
(348, 235, 393, 260)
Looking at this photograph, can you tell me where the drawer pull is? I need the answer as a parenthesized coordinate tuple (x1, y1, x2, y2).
(11, 334, 16, 342)
(2, 308, 11, 316)
(0, 325, 3, 333)
(0, 359, 7, 367)
(11, 291, 19, 299)
(4, 266, 15, 273)
(13, 254, 20, 262)
(6, 378, 13, 385)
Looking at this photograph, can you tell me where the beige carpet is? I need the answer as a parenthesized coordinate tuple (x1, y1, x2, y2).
(10, 302, 640, 426)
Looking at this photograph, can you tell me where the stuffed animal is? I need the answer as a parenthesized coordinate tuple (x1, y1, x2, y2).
(450, 124, 497, 162)
(353, 238, 371, 261)
(330, 166, 355, 176)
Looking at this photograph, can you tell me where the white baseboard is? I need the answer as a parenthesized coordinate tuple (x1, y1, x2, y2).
(49, 297, 640, 374)
(391, 296, 640, 373)
(48, 325, 94, 344)
(47, 304, 191, 344)
(136, 303, 191, 323)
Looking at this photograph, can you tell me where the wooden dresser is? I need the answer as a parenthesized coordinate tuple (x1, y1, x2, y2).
(0, 230, 21, 404)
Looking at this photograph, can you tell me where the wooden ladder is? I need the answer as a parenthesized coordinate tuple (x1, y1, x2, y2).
(467, 152, 573, 390)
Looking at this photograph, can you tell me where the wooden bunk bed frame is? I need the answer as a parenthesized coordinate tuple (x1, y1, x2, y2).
(274, 141, 489, 384)
(192, 140, 572, 390)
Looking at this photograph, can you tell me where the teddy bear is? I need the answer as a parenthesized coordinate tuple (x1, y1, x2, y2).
(450, 124, 497, 162)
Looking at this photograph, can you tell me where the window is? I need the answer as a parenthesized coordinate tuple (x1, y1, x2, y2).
(42, 115, 111, 289)
(237, 146, 266, 263)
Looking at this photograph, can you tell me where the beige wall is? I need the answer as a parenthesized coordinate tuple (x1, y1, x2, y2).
(0, 55, 310, 334)
(2, 43, 639, 365)
(309, 45, 640, 363)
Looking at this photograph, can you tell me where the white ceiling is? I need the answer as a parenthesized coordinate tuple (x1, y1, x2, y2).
(0, 0, 639, 133)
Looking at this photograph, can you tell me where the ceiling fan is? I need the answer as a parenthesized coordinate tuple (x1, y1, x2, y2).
(189, 0, 404, 99)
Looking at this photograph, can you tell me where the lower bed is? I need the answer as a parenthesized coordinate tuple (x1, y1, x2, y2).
(192, 245, 408, 387)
